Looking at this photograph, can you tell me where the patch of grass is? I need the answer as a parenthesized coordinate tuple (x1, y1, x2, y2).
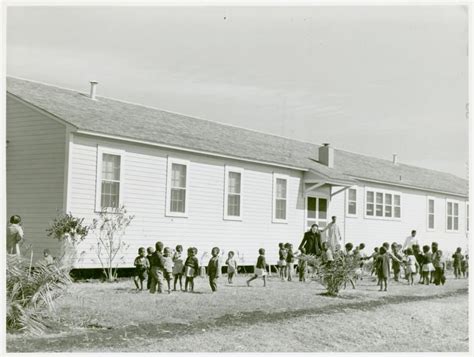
(6, 272, 469, 352)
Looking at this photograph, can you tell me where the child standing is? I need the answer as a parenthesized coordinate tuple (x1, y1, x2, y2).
(285, 243, 295, 281)
(462, 254, 469, 278)
(184, 247, 199, 292)
(321, 242, 334, 267)
(405, 248, 419, 286)
(162, 247, 174, 293)
(172, 245, 184, 291)
(452, 247, 463, 279)
(421, 245, 435, 285)
(391, 243, 403, 282)
(134, 247, 149, 291)
(297, 247, 308, 282)
(247, 248, 267, 287)
(146, 246, 155, 290)
(225, 251, 238, 284)
(278, 243, 288, 281)
(208, 247, 221, 292)
(370, 247, 379, 277)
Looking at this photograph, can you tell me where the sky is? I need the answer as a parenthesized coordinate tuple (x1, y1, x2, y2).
(6, 5, 469, 178)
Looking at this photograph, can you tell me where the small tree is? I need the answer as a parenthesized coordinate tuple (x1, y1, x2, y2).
(300, 253, 359, 296)
(89, 206, 134, 282)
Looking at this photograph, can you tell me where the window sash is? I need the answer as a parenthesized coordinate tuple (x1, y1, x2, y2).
(96, 150, 123, 211)
(273, 174, 289, 222)
(166, 158, 189, 217)
(446, 200, 459, 231)
(366, 189, 401, 219)
(347, 188, 357, 216)
(427, 198, 435, 230)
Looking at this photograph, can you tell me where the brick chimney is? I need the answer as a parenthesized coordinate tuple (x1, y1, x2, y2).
(89, 81, 98, 100)
(319, 143, 334, 168)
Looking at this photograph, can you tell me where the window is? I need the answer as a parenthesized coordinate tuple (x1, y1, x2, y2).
(346, 188, 357, 216)
(224, 166, 243, 220)
(95, 147, 124, 211)
(446, 199, 459, 232)
(273, 174, 289, 223)
(365, 188, 401, 219)
(427, 197, 435, 231)
(166, 158, 189, 217)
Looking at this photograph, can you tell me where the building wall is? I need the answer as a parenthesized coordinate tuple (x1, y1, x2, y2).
(6, 96, 66, 261)
(68, 133, 308, 268)
(330, 182, 469, 256)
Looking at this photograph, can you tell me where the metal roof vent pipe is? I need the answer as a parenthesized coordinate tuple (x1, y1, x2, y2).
(319, 143, 334, 168)
(393, 154, 398, 165)
(89, 80, 98, 100)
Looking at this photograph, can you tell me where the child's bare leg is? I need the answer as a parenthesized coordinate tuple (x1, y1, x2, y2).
(350, 279, 356, 289)
(133, 276, 140, 290)
(184, 277, 189, 291)
(263, 275, 267, 287)
(247, 274, 257, 286)
(173, 275, 177, 291)
(383, 278, 387, 291)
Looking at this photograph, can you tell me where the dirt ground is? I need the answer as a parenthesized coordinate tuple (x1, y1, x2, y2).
(6, 272, 469, 352)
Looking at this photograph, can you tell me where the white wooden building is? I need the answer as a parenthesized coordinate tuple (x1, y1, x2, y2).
(6, 77, 469, 268)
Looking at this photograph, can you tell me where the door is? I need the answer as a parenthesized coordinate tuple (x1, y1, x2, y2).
(305, 196, 329, 237)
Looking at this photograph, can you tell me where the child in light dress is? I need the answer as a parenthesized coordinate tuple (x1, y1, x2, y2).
(285, 243, 295, 281)
(172, 245, 184, 291)
(405, 248, 419, 286)
(421, 245, 435, 285)
(462, 254, 469, 278)
(225, 251, 238, 284)
(278, 242, 288, 281)
(247, 248, 267, 287)
(163, 247, 174, 294)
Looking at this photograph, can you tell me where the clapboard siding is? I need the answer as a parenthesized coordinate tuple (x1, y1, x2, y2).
(6, 96, 66, 261)
(339, 182, 468, 255)
(69, 133, 306, 268)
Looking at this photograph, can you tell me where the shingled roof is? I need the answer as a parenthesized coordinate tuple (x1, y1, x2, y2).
(6, 77, 468, 197)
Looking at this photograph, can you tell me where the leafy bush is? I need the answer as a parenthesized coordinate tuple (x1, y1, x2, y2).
(46, 212, 89, 245)
(89, 206, 134, 282)
(299, 252, 359, 296)
(6, 254, 72, 335)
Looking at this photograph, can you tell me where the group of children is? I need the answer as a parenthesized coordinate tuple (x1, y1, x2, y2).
(133, 242, 240, 293)
(133, 240, 469, 293)
(369, 242, 469, 291)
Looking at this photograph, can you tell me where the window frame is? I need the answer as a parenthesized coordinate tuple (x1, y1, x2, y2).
(223, 165, 244, 221)
(364, 187, 402, 221)
(467, 202, 470, 232)
(95, 146, 125, 212)
(446, 199, 460, 232)
(165, 157, 190, 218)
(272, 173, 289, 224)
(426, 196, 435, 232)
(346, 187, 358, 217)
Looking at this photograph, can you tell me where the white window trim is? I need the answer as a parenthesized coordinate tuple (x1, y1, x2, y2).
(364, 187, 402, 221)
(446, 199, 460, 232)
(272, 173, 289, 224)
(95, 146, 125, 212)
(223, 166, 244, 221)
(165, 157, 190, 218)
(426, 196, 436, 232)
(467, 202, 470, 232)
(345, 187, 358, 218)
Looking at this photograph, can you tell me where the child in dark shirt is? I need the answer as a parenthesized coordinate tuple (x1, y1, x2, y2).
(134, 247, 149, 291)
(452, 247, 463, 279)
(184, 247, 199, 292)
(208, 247, 221, 292)
(146, 246, 155, 290)
(247, 248, 267, 287)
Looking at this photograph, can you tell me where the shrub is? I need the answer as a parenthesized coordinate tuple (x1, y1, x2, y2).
(89, 206, 134, 282)
(46, 212, 89, 245)
(300, 252, 359, 296)
(6, 254, 72, 335)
